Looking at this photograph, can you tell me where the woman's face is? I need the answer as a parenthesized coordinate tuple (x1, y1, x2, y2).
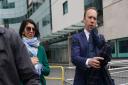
(22, 23, 36, 39)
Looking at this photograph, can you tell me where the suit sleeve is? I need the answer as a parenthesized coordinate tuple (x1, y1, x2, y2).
(91, 28, 105, 48)
(71, 34, 88, 70)
(10, 32, 40, 85)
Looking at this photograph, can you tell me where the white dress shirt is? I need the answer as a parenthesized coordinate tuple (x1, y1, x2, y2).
(84, 29, 90, 41)
(84, 29, 91, 67)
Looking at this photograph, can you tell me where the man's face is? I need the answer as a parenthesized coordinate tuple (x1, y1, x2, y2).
(84, 9, 97, 32)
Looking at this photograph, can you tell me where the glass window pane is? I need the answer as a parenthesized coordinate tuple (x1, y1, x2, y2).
(119, 40, 128, 53)
(42, 14, 50, 27)
(63, 1, 68, 15)
(110, 41, 115, 53)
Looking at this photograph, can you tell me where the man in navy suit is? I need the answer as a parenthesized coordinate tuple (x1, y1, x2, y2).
(71, 7, 112, 85)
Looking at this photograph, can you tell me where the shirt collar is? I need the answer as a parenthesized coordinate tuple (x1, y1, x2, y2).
(84, 28, 90, 40)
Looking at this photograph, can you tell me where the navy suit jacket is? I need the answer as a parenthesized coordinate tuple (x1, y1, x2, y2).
(71, 30, 105, 85)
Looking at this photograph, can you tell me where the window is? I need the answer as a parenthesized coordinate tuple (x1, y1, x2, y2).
(2, 2, 15, 9)
(27, 0, 45, 18)
(63, 1, 68, 15)
(27, 8, 33, 18)
(3, 15, 26, 24)
(42, 14, 50, 27)
(4, 19, 9, 28)
(32, 2, 41, 12)
(110, 41, 115, 54)
(37, 22, 39, 28)
(9, 2, 15, 8)
(119, 40, 128, 53)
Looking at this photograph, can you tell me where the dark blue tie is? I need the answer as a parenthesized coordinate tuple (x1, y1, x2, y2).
(88, 33, 95, 58)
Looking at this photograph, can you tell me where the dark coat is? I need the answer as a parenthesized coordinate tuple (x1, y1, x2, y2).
(0, 27, 40, 85)
(71, 29, 113, 85)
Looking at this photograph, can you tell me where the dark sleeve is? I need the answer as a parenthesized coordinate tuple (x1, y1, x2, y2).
(91, 28, 105, 48)
(91, 29, 112, 66)
(11, 32, 40, 85)
(99, 42, 112, 67)
(71, 34, 87, 70)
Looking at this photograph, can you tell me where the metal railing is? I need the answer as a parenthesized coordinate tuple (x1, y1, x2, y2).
(45, 66, 64, 85)
(64, 66, 128, 85)
(110, 67, 128, 85)
(45, 60, 128, 85)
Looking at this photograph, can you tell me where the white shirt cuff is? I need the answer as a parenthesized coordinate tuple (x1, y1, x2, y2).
(86, 58, 91, 68)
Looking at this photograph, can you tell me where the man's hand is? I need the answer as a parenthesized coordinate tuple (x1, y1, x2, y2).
(88, 57, 104, 69)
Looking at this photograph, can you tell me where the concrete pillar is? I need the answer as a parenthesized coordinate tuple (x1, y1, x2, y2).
(68, 33, 72, 66)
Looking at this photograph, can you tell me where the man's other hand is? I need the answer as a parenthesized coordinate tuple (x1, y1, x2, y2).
(88, 57, 104, 69)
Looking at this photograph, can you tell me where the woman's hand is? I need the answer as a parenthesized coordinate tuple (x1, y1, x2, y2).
(31, 57, 39, 65)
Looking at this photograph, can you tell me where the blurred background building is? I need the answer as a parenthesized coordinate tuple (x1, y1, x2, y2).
(0, 0, 27, 32)
(103, 0, 128, 59)
(0, 0, 128, 64)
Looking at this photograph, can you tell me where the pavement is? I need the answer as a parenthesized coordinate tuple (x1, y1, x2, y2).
(46, 59, 128, 85)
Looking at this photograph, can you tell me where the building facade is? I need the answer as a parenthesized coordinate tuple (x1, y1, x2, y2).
(0, 0, 27, 32)
(102, 0, 128, 58)
(39, 0, 103, 64)
(28, 0, 51, 39)
(1, 0, 128, 64)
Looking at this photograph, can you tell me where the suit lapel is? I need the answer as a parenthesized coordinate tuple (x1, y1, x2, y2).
(80, 30, 88, 50)
(81, 30, 88, 43)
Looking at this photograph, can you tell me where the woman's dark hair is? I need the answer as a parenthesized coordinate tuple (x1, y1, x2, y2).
(19, 19, 40, 38)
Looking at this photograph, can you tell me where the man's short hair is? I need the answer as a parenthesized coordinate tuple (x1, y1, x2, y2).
(84, 7, 97, 18)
